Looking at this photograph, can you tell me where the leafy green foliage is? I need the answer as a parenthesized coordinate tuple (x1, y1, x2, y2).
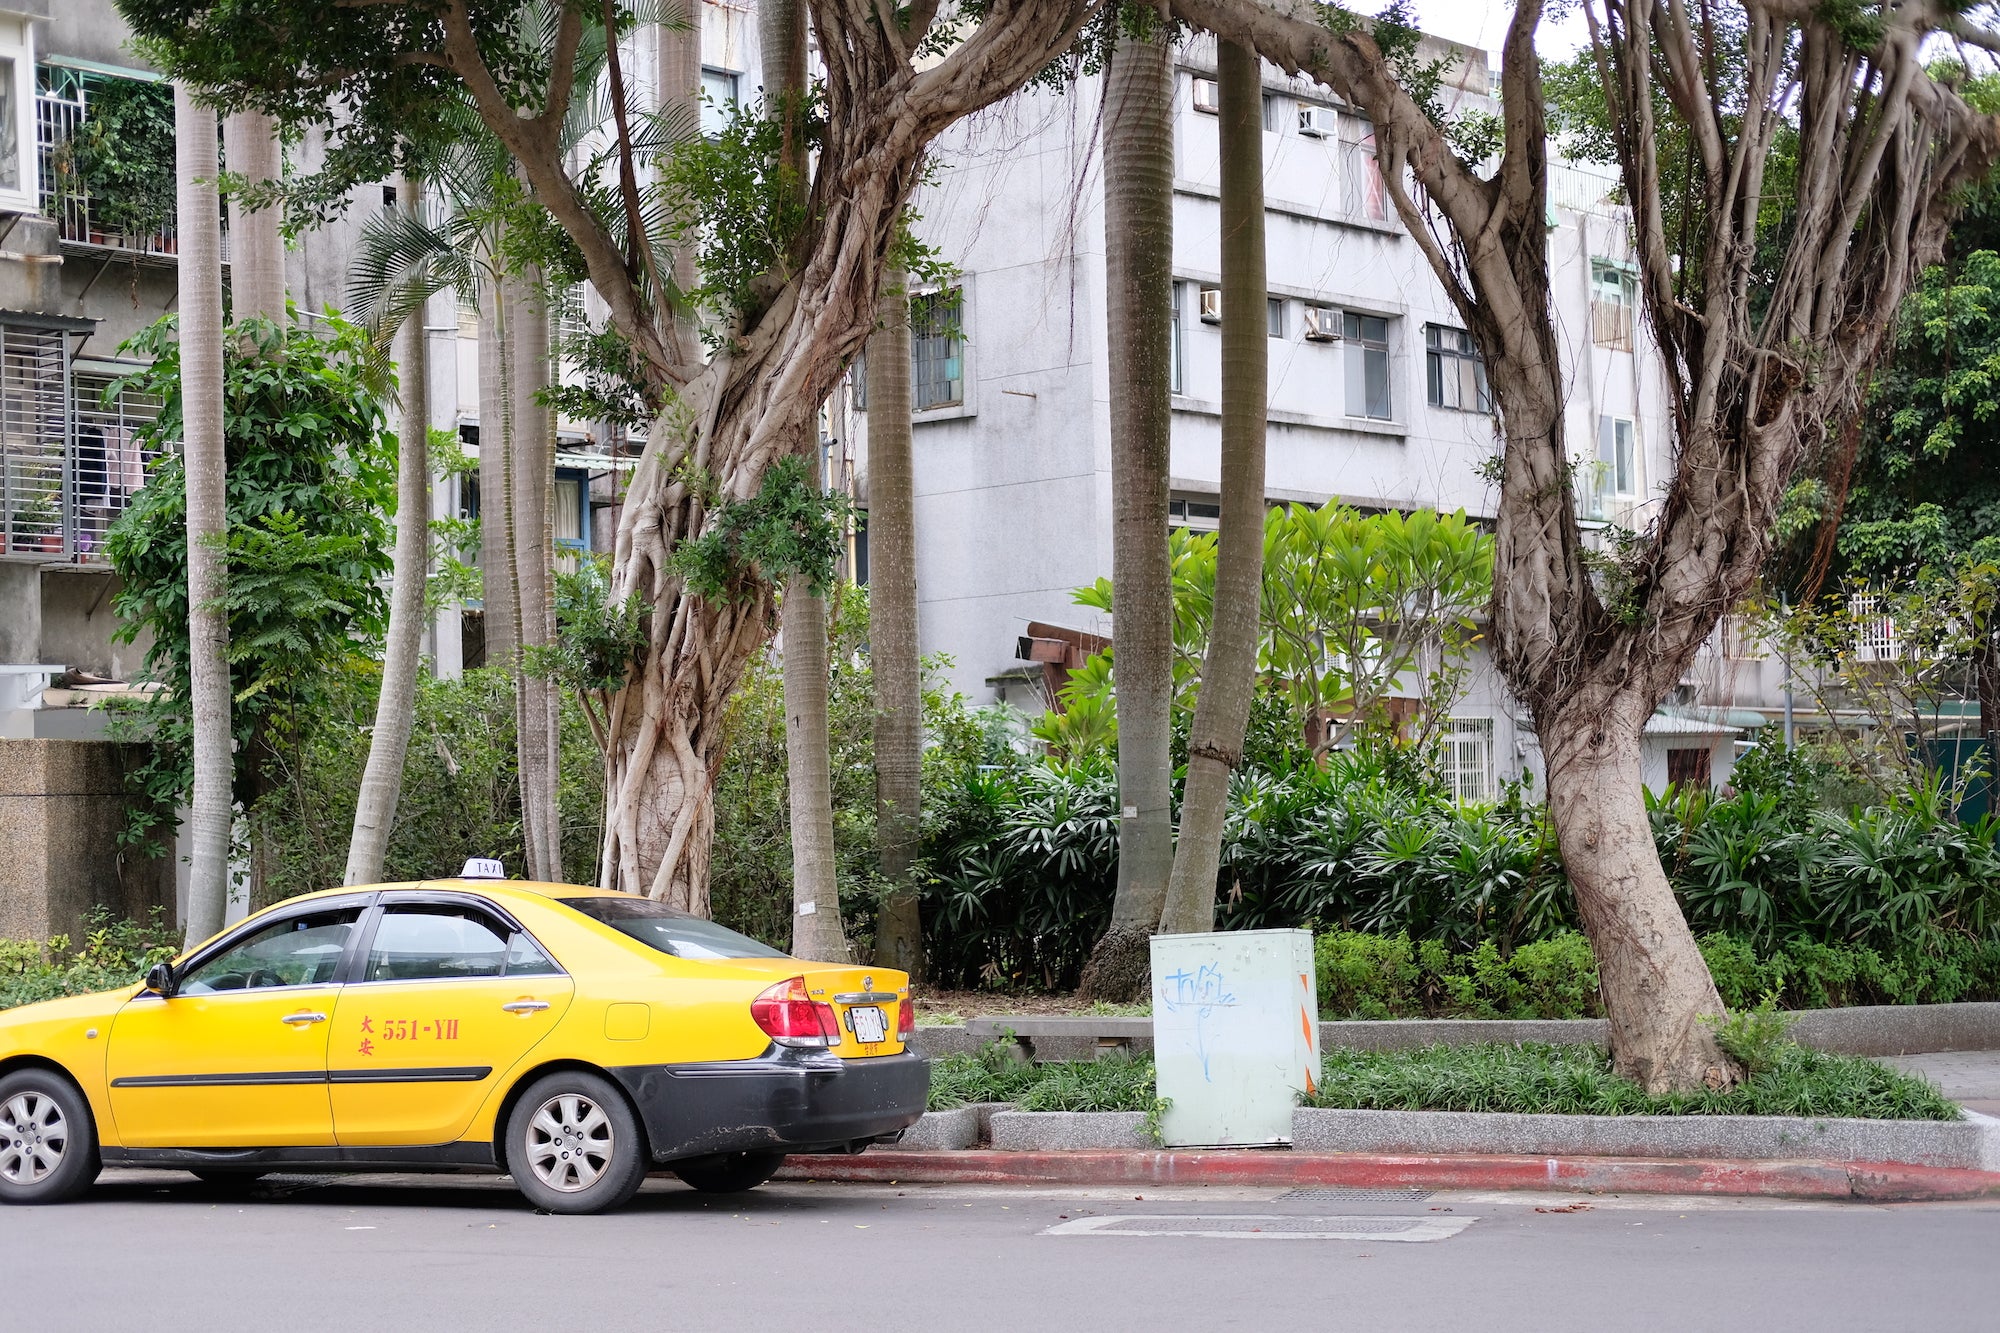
(658, 95, 815, 327)
(250, 668, 603, 902)
(1707, 997, 1795, 1076)
(925, 1045, 1159, 1112)
(52, 73, 177, 240)
(534, 555, 650, 696)
(672, 455, 851, 604)
(1315, 930, 1599, 1020)
(103, 313, 395, 846)
(0, 910, 180, 1012)
(1306, 1042, 1957, 1121)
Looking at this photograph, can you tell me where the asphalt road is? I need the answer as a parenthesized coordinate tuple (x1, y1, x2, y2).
(11, 1170, 2000, 1331)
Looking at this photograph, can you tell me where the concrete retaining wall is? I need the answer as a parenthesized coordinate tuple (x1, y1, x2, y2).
(898, 1106, 982, 1151)
(1290, 1107, 2000, 1171)
(989, 1111, 1153, 1152)
(920, 1003, 2000, 1061)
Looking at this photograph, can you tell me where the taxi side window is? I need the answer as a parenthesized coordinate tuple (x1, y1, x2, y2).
(179, 909, 362, 994)
(363, 907, 560, 982)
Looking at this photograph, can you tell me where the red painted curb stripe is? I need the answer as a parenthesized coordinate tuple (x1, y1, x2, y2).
(777, 1149, 2000, 1202)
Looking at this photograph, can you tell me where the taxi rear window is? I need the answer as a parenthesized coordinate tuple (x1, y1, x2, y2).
(560, 897, 789, 960)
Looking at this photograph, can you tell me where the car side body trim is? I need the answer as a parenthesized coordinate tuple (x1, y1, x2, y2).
(112, 1066, 492, 1089)
(100, 1143, 499, 1171)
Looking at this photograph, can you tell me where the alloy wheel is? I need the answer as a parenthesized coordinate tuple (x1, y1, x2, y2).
(0, 1092, 67, 1186)
(524, 1092, 614, 1193)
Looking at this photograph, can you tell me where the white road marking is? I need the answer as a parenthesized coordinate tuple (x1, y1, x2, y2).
(1042, 1213, 1478, 1241)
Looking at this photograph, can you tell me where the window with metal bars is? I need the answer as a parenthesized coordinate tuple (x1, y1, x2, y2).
(1441, 717, 1495, 803)
(1, 324, 69, 558)
(911, 288, 963, 411)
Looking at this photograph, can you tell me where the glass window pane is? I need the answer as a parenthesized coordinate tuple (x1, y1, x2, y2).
(0, 60, 16, 192)
(560, 896, 790, 959)
(911, 287, 963, 410)
(504, 932, 562, 977)
(364, 907, 511, 982)
(1365, 346, 1391, 419)
(1426, 350, 1444, 408)
(1361, 316, 1387, 346)
(1267, 297, 1284, 338)
(181, 909, 361, 993)
(1170, 283, 1183, 395)
(700, 68, 738, 135)
(1345, 340, 1366, 416)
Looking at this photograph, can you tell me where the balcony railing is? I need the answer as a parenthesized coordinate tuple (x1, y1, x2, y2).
(36, 64, 181, 258)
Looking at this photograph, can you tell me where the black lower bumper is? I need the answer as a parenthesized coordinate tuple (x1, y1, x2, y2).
(608, 1048, 930, 1164)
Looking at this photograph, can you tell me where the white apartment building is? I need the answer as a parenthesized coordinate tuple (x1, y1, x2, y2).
(853, 33, 1742, 797)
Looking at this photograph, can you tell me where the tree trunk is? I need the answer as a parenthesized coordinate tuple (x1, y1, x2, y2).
(599, 589, 771, 911)
(1080, 24, 1175, 1000)
(1542, 692, 1733, 1090)
(867, 259, 924, 974)
(782, 563, 851, 962)
(343, 176, 430, 888)
(176, 85, 232, 948)
(760, 0, 848, 959)
(511, 260, 562, 883)
(1157, 40, 1266, 937)
(221, 110, 285, 324)
(476, 278, 517, 665)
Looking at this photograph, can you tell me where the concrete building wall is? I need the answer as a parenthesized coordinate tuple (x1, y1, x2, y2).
(0, 737, 175, 942)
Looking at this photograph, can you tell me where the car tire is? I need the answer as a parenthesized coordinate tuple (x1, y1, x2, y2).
(672, 1151, 785, 1194)
(0, 1068, 100, 1206)
(505, 1071, 648, 1215)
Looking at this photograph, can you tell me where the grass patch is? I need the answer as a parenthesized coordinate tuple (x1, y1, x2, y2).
(926, 1044, 1158, 1112)
(1305, 1042, 1960, 1121)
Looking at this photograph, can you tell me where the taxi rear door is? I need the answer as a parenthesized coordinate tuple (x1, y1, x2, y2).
(327, 895, 573, 1147)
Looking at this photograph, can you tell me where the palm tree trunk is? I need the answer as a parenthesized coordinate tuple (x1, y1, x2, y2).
(344, 174, 430, 888)
(1080, 25, 1176, 999)
(476, 277, 517, 666)
(761, 0, 848, 959)
(176, 84, 232, 948)
(1158, 40, 1266, 936)
(220, 110, 284, 323)
(782, 526, 850, 963)
(867, 257, 924, 975)
(510, 260, 561, 882)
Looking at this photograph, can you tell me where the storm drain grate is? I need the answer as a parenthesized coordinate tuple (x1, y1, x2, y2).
(1278, 1186, 1434, 1202)
(1043, 1213, 1476, 1242)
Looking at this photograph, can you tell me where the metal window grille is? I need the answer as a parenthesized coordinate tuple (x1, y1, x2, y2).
(71, 368, 164, 562)
(1425, 324, 1489, 412)
(1849, 593, 1902, 663)
(911, 288, 962, 411)
(0, 325, 69, 559)
(1442, 717, 1494, 804)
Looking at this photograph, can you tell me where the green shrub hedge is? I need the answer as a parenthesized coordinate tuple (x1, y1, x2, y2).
(0, 910, 178, 1011)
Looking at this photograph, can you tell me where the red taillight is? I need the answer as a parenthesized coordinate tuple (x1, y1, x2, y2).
(751, 976, 838, 1048)
(897, 996, 915, 1041)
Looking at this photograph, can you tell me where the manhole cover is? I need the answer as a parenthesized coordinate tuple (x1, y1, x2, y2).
(1278, 1186, 1434, 1202)
(1043, 1214, 1475, 1242)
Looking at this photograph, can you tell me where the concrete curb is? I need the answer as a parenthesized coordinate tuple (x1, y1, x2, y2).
(777, 1148, 2000, 1202)
(898, 1107, 983, 1151)
(1291, 1107, 2000, 1171)
(919, 1001, 2000, 1060)
(989, 1110, 1153, 1152)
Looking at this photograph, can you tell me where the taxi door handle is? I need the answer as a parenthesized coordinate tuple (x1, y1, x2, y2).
(281, 1011, 328, 1026)
(502, 1000, 550, 1014)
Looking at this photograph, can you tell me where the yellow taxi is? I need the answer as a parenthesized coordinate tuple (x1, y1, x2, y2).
(0, 864, 927, 1213)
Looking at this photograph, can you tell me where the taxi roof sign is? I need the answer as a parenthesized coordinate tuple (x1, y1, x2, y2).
(460, 856, 506, 880)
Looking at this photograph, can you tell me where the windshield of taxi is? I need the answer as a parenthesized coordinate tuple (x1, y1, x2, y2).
(560, 897, 789, 960)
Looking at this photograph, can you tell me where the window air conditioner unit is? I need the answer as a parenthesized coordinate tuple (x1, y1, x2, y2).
(1302, 305, 1340, 342)
(1191, 77, 1220, 114)
(1298, 104, 1335, 138)
(1199, 286, 1222, 324)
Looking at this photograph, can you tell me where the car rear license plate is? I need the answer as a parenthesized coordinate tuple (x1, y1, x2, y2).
(849, 1005, 887, 1044)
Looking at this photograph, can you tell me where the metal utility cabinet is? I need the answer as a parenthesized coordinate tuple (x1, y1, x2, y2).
(1150, 930, 1319, 1148)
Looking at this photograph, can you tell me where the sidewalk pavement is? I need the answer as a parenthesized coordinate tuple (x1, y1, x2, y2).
(1882, 1050, 2000, 1117)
